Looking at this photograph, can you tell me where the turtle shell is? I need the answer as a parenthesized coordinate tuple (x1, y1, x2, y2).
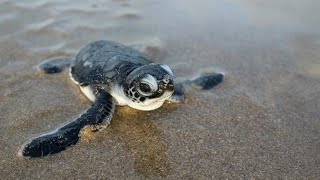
(70, 40, 152, 85)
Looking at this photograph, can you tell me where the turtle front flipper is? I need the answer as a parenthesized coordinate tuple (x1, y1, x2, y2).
(18, 88, 115, 159)
(167, 72, 224, 103)
(37, 57, 73, 74)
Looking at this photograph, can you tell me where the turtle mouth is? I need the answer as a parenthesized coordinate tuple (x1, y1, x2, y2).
(129, 99, 165, 111)
(131, 89, 173, 111)
(150, 88, 173, 104)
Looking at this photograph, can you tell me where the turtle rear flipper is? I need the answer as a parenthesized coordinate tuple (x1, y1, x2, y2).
(37, 57, 73, 74)
(167, 72, 224, 103)
(18, 89, 115, 158)
(189, 72, 224, 90)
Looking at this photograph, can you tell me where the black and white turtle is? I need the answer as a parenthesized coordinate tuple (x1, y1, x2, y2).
(18, 40, 224, 158)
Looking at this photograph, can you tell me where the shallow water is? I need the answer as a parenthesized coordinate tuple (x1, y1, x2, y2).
(0, 0, 320, 179)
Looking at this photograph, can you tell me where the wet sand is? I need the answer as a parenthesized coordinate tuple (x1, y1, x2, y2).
(1, 0, 320, 179)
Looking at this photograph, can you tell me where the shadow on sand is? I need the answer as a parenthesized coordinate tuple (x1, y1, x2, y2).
(110, 106, 174, 177)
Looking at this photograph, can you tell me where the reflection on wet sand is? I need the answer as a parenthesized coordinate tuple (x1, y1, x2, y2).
(110, 107, 171, 177)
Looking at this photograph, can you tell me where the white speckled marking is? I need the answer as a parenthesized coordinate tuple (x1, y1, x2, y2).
(83, 61, 92, 67)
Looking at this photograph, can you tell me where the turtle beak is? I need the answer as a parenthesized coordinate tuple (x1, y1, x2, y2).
(166, 79, 174, 92)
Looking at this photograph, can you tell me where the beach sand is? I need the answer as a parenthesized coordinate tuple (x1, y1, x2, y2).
(0, 0, 320, 179)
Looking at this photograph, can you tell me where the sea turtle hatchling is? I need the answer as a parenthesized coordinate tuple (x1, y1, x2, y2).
(18, 40, 224, 158)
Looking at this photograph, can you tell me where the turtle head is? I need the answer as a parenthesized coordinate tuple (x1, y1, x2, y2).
(124, 64, 174, 111)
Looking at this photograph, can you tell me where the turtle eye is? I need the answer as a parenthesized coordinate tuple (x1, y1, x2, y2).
(139, 83, 152, 93)
(137, 74, 158, 96)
